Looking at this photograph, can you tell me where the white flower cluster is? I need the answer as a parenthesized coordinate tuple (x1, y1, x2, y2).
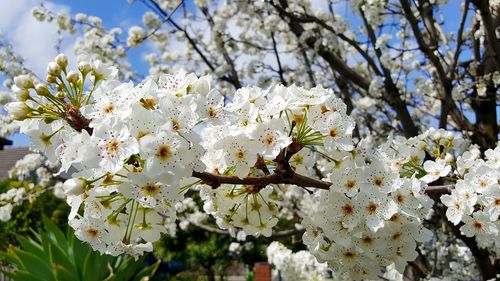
(301, 146, 434, 280)
(59, 70, 213, 258)
(201, 185, 279, 237)
(267, 241, 332, 281)
(0, 114, 18, 138)
(383, 128, 467, 182)
(8, 153, 47, 181)
(0, 153, 64, 222)
(380, 128, 500, 254)
(4, 53, 359, 256)
(441, 144, 500, 253)
(0, 190, 21, 222)
(197, 83, 355, 236)
(5, 52, 498, 276)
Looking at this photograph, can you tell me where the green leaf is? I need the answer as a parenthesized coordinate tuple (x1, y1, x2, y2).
(12, 248, 56, 281)
(43, 216, 68, 252)
(5, 217, 157, 281)
(109, 256, 143, 281)
(68, 228, 91, 279)
(17, 236, 45, 259)
(81, 250, 113, 281)
(131, 259, 161, 281)
(0, 249, 25, 270)
(2, 270, 45, 281)
(52, 265, 78, 281)
(49, 242, 79, 280)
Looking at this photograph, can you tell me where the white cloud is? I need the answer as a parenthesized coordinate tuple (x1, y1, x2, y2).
(0, 0, 75, 78)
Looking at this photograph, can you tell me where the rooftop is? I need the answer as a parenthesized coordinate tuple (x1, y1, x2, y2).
(0, 147, 30, 179)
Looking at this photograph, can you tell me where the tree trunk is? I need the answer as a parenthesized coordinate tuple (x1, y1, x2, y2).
(206, 267, 215, 281)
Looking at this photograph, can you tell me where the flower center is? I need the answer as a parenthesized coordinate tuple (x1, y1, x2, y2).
(392, 232, 401, 241)
(136, 130, 148, 139)
(343, 251, 355, 259)
(103, 103, 115, 113)
(171, 120, 180, 131)
(207, 108, 217, 118)
(293, 113, 304, 124)
(329, 128, 337, 137)
(362, 236, 373, 245)
(140, 98, 157, 110)
(373, 177, 384, 187)
(264, 134, 275, 146)
(367, 202, 379, 215)
(86, 227, 98, 238)
(143, 183, 160, 195)
(345, 180, 356, 189)
(107, 139, 120, 153)
(390, 213, 400, 222)
(479, 179, 488, 188)
(235, 149, 245, 160)
(39, 133, 52, 145)
(473, 222, 483, 230)
(156, 145, 172, 160)
(341, 204, 354, 215)
(241, 118, 249, 127)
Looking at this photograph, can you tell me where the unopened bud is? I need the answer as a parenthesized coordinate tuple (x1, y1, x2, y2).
(63, 178, 86, 196)
(12, 86, 30, 102)
(55, 53, 68, 69)
(35, 83, 51, 96)
(46, 74, 57, 83)
(5, 101, 30, 120)
(47, 62, 61, 76)
(78, 61, 91, 75)
(66, 70, 79, 83)
(14, 74, 34, 89)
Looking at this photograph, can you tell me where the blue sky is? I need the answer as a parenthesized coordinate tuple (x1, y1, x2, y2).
(1, 0, 155, 146)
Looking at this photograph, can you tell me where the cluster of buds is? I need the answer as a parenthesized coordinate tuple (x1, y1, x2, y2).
(5, 54, 114, 128)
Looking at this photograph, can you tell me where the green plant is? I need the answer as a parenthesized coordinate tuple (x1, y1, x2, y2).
(0, 217, 159, 281)
(0, 182, 69, 251)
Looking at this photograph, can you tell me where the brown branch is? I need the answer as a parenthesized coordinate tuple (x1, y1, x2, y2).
(191, 170, 331, 190)
(298, 44, 316, 86)
(359, 8, 419, 138)
(270, 0, 371, 90)
(400, 0, 473, 134)
(270, 31, 287, 85)
(471, 0, 500, 71)
(200, 6, 243, 89)
(283, 10, 383, 76)
(450, 0, 470, 79)
(424, 184, 454, 197)
(192, 170, 455, 197)
(435, 202, 500, 280)
(143, 0, 240, 88)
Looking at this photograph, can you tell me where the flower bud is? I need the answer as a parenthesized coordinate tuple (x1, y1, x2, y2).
(13, 74, 34, 89)
(47, 62, 61, 76)
(5, 102, 30, 120)
(66, 70, 79, 83)
(63, 178, 86, 196)
(46, 74, 57, 83)
(55, 53, 68, 69)
(78, 61, 91, 75)
(12, 86, 30, 101)
(35, 83, 50, 96)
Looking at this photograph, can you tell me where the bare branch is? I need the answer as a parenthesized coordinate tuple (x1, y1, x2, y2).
(270, 31, 287, 85)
